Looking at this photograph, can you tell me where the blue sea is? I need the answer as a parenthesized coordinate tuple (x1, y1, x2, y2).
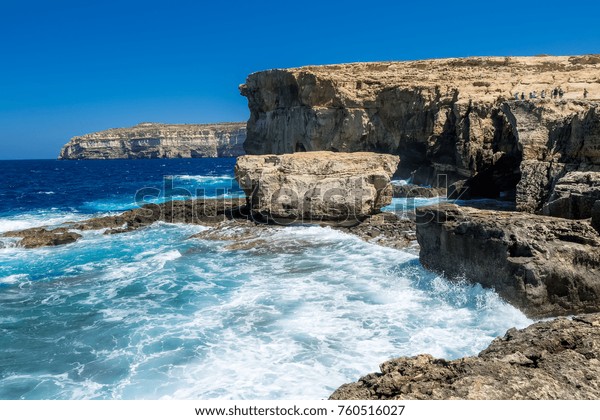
(0, 159, 530, 399)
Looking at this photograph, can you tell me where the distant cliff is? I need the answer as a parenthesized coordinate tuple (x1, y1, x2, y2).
(59, 122, 246, 159)
(240, 55, 600, 216)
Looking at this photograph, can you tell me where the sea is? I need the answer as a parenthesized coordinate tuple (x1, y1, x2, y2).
(0, 158, 531, 399)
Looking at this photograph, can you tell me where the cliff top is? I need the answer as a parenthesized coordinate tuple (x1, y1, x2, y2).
(243, 55, 600, 103)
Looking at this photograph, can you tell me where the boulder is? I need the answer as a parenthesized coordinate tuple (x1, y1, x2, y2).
(234, 152, 399, 223)
(416, 204, 600, 318)
(330, 314, 600, 400)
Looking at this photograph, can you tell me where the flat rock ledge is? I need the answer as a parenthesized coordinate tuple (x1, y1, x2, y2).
(2, 227, 82, 248)
(330, 314, 600, 400)
(235, 151, 399, 224)
(2, 198, 415, 250)
(416, 204, 600, 318)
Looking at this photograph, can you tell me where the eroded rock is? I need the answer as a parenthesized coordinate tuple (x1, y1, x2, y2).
(330, 314, 600, 400)
(2, 227, 81, 248)
(234, 152, 399, 223)
(392, 184, 446, 198)
(75, 198, 249, 232)
(240, 56, 600, 216)
(593, 201, 600, 233)
(543, 171, 600, 219)
(416, 204, 600, 318)
(335, 212, 416, 250)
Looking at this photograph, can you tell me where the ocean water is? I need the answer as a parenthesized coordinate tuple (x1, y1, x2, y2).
(0, 159, 531, 400)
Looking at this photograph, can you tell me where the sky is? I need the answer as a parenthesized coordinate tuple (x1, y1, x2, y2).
(1, 0, 599, 159)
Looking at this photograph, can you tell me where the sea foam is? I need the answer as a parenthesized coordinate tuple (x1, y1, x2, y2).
(0, 222, 531, 399)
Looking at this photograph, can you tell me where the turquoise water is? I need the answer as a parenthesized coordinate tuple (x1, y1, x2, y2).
(0, 159, 531, 399)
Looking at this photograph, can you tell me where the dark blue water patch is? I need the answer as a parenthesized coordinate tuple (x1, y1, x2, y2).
(0, 159, 243, 216)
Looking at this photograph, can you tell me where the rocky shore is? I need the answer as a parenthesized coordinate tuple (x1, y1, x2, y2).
(237, 55, 600, 399)
(330, 313, 600, 400)
(58, 122, 246, 159)
(416, 204, 600, 318)
(14, 55, 600, 399)
(1, 198, 416, 251)
(4, 152, 413, 249)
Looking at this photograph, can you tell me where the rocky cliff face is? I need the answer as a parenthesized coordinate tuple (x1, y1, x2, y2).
(59, 122, 246, 159)
(240, 55, 600, 217)
(330, 313, 600, 400)
(416, 204, 600, 318)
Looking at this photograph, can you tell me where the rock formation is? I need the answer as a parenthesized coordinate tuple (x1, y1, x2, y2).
(416, 204, 600, 318)
(392, 184, 445, 198)
(73, 198, 250, 232)
(330, 313, 600, 400)
(59, 122, 246, 159)
(3, 196, 417, 251)
(234, 151, 399, 223)
(542, 171, 600, 219)
(240, 55, 600, 218)
(2, 227, 81, 248)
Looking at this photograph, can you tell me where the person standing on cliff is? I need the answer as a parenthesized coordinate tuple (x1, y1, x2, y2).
(559, 88, 564, 98)
(584, 88, 589, 99)
(521, 92, 525, 100)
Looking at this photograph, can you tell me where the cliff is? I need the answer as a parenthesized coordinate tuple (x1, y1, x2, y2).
(415, 204, 600, 318)
(58, 122, 246, 159)
(330, 313, 600, 400)
(240, 55, 600, 217)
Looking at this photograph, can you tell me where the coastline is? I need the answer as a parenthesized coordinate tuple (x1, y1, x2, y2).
(0, 191, 580, 398)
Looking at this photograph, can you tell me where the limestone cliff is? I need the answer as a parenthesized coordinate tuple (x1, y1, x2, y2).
(415, 204, 600, 318)
(240, 55, 600, 217)
(59, 122, 246, 159)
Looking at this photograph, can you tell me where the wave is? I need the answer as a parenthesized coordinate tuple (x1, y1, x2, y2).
(0, 220, 530, 399)
(0, 273, 30, 285)
(173, 175, 235, 182)
(0, 211, 90, 234)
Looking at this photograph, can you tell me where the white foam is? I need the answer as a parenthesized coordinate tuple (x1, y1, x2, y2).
(174, 175, 234, 182)
(0, 211, 91, 234)
(0, 273, 29, 285)
(0, 222, 532, 400)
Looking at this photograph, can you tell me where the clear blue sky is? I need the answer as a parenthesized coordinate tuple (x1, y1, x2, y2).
(1, 0, 599, 159)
